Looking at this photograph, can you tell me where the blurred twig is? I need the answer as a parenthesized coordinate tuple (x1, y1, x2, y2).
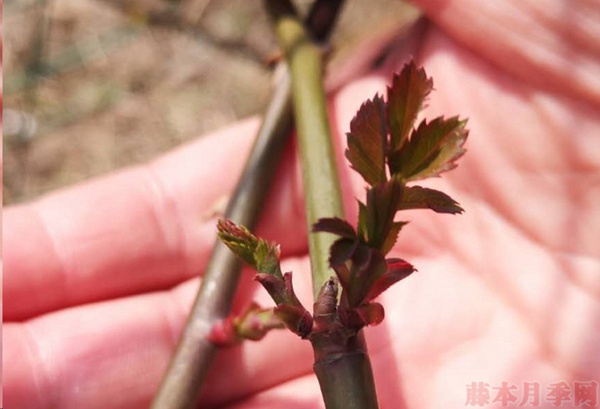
(5, 24, 143, 96)
(98, 0, 268, 64)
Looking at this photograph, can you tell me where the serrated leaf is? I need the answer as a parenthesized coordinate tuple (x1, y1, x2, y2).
(218, 218, 313, 333)
(313, 217, 357, 239)
(217, 218, 259, 268)
(217, 218, 283, 277)
(364, 258, 415, 301)
(390, 116, 467, 180)
(345, 94, 388, 185)
(365, 179, 403, 250)
(387, 60, 433, 153)
(398, 185, 464, 214)
(380, 221, 409, 255)
(418, 120, 467, 179)
(255, 240, 283, 276)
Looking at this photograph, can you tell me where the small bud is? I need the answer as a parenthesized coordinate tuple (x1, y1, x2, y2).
(314, 278, 338, 317)
(208, 317, 239, 347)
(208, 303, 284, 347)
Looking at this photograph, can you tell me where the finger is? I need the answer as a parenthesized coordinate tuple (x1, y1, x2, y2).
(393, 26, 600, 258)
(3, 118, 305, 320)
(411, 0, 600, 104)
(9, 237, 592, 409)
(4, 68, 397, 321)
(2, 256, 316, 409)
(7, 200, 598, 409)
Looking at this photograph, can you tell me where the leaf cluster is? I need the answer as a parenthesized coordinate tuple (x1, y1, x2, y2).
(215, 61, 468, 340)
(313, 60, 468, 328)
(217, 219, 313, 338)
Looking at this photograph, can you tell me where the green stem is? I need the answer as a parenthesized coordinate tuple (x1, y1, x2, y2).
(265, 2, 379, 408)
(265, 0, 344, 298)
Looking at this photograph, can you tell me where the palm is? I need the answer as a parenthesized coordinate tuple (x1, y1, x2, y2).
(4, 1, 599, 408)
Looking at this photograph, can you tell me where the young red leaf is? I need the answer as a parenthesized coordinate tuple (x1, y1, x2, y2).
(313, 217, 357, 239)
(389, 116, 467, 181)
(380, 221, 409, 255)
(353, 302, 385, 326)
(398, 185, 464, 214)
(387, 60, 433, 153)
(345, 94, 388, 185)
(329, 238, 358, 267)
(364, 179, 403, 250)
(328, 238, 358, 290)
(364, 258, 415, 302)
(339, 302, 385, 329)
(346, 245, 387, 307)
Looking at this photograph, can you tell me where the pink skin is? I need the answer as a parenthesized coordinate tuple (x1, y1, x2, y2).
(4, 1, 600, 408)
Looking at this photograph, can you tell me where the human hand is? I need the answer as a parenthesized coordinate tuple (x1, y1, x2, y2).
(4, 0, 600, 408)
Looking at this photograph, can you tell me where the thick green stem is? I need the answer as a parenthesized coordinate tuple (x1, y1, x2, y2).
(265, 0, 344, 298)
(266, 2, 379, 408)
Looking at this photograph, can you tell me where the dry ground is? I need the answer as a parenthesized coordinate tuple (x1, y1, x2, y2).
(3, 0, 416, 204)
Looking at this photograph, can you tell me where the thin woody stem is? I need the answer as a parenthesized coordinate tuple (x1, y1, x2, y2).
(151, 70, 292, 409)
(151, 2, 345, 408)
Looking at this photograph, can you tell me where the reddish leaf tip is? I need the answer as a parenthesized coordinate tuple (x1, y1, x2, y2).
(313, 217, 357, 239)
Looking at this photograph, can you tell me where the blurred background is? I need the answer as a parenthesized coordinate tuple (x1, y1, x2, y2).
(3, 0, 417, 205)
